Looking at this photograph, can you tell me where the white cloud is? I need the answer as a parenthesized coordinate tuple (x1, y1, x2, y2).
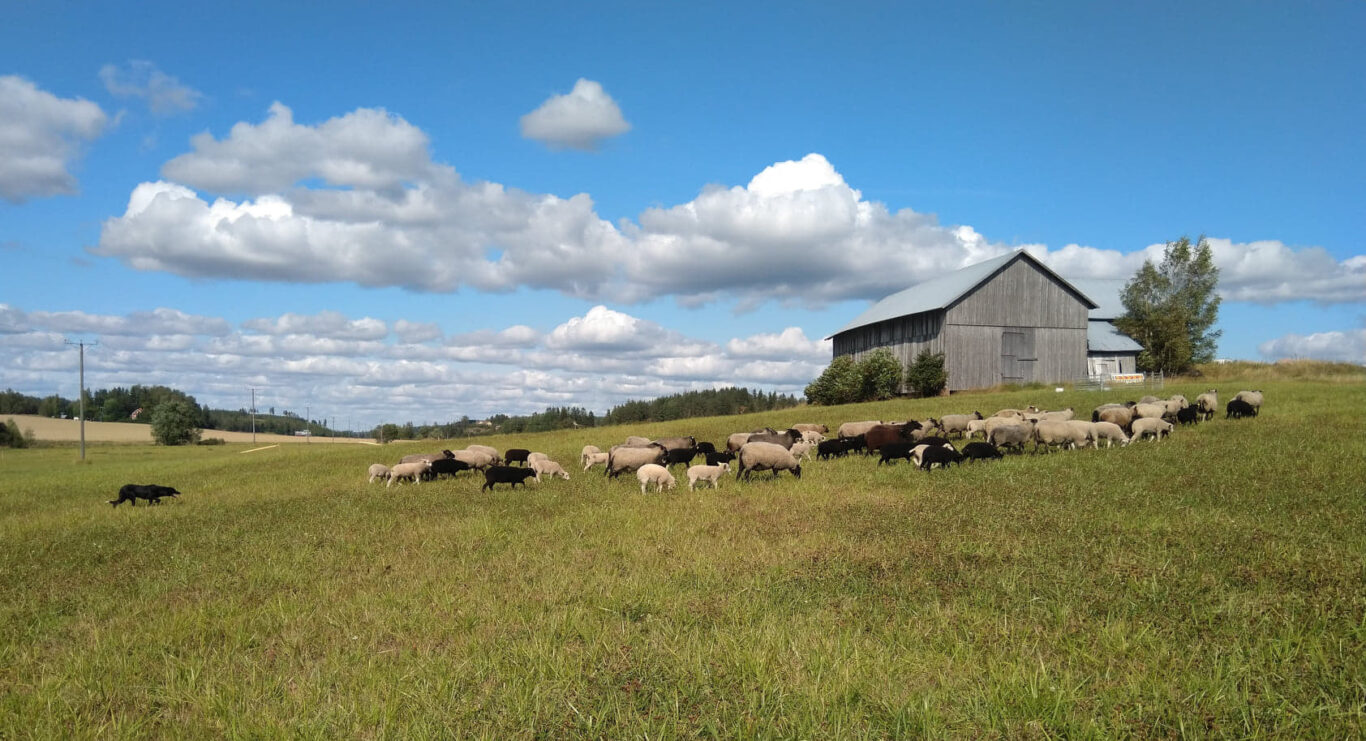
(99, 60, 202, 115)
(25, 307, 230, 336)
(242, 310, 387, 340)
(0, 76, 108, 203)
(519, 78, 630, 151)
(1258, 329, 1366, 364)
(393, 319, 443, 343)
(446, 325, 540, 348)
(725, 327, 831, 362)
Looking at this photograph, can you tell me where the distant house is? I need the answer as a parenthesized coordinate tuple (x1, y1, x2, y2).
(1069, 278, 1144, 377)
(828, 250, 1139, 392)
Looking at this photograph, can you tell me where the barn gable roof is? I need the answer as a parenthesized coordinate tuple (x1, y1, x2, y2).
(827, 250, 1099, 339)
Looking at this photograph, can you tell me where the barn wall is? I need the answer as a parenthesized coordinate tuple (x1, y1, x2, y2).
(948, 259, 1090, 329)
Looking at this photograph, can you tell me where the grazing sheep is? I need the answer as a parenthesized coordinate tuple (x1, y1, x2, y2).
(1131, 417, 1174, 441)
(913, 435, 954, 450)
(427, 458, 472, 479)
(1139, 395, 1160, 404)
(1133, 402, 1171, 422)
(696, 441, 717, 455)
(481, 465, 539, 492)
(932, 412, 983, 438)
(687, 462, 730, 491)
(367, 463, 391, 483)
(1176, 406, 1200, 425)
(1159, 396, 1190, 417)
(961, 442, 1004, 462)
(704, 450, 736, 466)
(983, 415, 1031, 439)
(387, 460, 432, 488)
(530, 459, 570, 482)
(580, 445, 603, 466)
(1032, 420, 1089, 453)
(1234, 390, 1263, 415)
(464, 445, 501, 463)
(1091, 421, 1130, 448)
(451, 449, 497, 471)
(789, 441, 815, 462)
(864, 423, 918, 455)
(726, 432, 754, 452)
(653, 436, 697, 452)
(843, 434, 868, 455)
(399, 450, 454, 464)
(791, 423, 829, 435)
(1195, 390, 1218, 422)
(965, 419, 988, 440)
(109, 484, 181, 507)
(993, 406, 1037, 419)
(800, 429, 826, 444)
(582, 451, 610, 472)
(1226, 398, 1256, 419)
(636, 464, 676, 494)
(1031, 407, 1076, 423)
(662, 446, 699, 469)
(736, 441, 803, 480)
(836, 420, 883, 439)
(623, 436, 653, 447)
(1093, 404, 1136, 432)
(817, 438, 852, 460)
(909, 442, 956, 468)
(746, 428, 803, 450)
(919, 445, 964, 470)
(606, 444, 668, 478)
(877, 441, 919, 466)
(504, 448, 531, 466)
(988, 423, 1032, 454)
(526, 452, 550, 465)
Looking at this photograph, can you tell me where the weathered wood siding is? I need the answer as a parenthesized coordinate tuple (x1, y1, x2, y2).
(946, 259, 1090, 328)
(831, 311, 944, 368)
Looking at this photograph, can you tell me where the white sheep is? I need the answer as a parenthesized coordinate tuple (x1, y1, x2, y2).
(464, 444, 501, 464)
(623, 435, 653, 447)
(452, 449, 497, 470)
(1131, 417, 1174, 441)
(1195, 390, 1218, 422)
(835, 420, 883, 439)
(686, 462, 730, 490)
(965, 419, 988, 439)
(789, 441, 815, 462)
(367, 463, 391, 483)
(582, 451, 609, 472)
(1132, 402, 1169, 421)
(1032, 420, 1088, 453)
(1091, 421, 1130, 448)
(800, 429, 826, 444)
(580, 445, 602, 466)
(530, 459, 570, 482)
(636, 463, 676, 493)
(1234, 390, 1263, 414)
(736, 441, 802, 480)
(725, 431, 754, 452)
(526, 451, 550, 465)
(933, 412, 983, 438)
(386, 460, 431, 488)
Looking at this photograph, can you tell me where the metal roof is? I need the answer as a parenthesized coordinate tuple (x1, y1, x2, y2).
(1068, 278, 1129, 320)
(828, 250, 1099, 338)
(1088, 320, 1144, 353)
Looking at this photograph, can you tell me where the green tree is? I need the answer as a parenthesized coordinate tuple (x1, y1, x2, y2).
(149, 400, 203, 446)
(905, 349, 948, 398)
(858, 348, 903, 400)
(804, 355, 863, 405)
(1115, 235, 1222, 374)
(37, 394, 66, 418)
(0, 418, 29, 448)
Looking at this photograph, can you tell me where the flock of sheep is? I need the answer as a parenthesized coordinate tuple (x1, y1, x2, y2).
(365, 388, 1264, 492)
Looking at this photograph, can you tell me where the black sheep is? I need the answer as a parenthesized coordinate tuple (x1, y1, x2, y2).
(704, 450, 736, 466)
(877, 441, 918, 466)
(426, 458, 472, 479)
(919, 445, 964, 470)
(663, 446, 698, 469)
(816, 439, 849, 460)
(961, 442, 1004, 463)
(915, 435, 954, 450)
(481, 466, 539, 492)
(109, 484, 181, 507)
(1176, 406, 1200, 425)
(503, 448, 531, 466)
(695, 441, 717, 455)
(1225, 398, 1256, 419)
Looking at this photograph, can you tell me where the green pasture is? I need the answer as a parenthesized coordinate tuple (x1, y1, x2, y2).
(2, 376, 1364, 738)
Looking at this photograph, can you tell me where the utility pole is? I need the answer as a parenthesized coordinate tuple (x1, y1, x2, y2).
(249, 387, 259, 444)
(64, 340, 96, 461)
(305, 405, 310, 443)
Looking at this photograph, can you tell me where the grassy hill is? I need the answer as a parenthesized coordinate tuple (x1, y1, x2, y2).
(1, 372, 1363, 737)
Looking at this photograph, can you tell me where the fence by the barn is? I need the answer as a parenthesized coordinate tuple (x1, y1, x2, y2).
(1076, 371, 1165, 393)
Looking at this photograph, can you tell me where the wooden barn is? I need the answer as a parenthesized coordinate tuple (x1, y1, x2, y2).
(827, 250, 1101, 392)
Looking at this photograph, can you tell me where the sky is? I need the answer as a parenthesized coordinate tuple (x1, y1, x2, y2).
(1, 1, 1362, 430)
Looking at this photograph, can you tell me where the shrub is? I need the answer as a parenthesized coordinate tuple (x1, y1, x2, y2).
(805, 356, 863, 406)
(906, 350, 948, 398)
(196, 437, 227, 446)
(150, 400, 203, 446)
(858, 349, 904, 400)
(1, 418, 29, 448)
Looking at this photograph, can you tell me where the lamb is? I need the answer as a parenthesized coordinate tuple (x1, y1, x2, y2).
(1032, 420, 1089, 453)
(503, 448, 531, 466)
(1132, 402, 1171, 421)
(736, 441, 803, 480)
(427, 458, 472, 479)
(1226, 398, 1256, 419)
(1091, 421, 1130, 448)
(530, 459, 570, 482)
(836, 420, 883, 439)
(1131, 417, 1174, 441)
(399, 450, 454, 464)
(526, 452, 550, 465)
(1176, 406, 1200, 425)
(386, 460, 431, 488)
(800, 430, 826, 444)
(965, 419, 988, 439)
(109, 484, 181, 507)
(987, 423, 1032, 454)
(636, 463, 676, 493)
(606, 443, 667, 478)
(1234, 390, 1263, 415)
(686, 462, 730, 491)
(961, 442, 1004, 462)
(696, 442, 717, 455)
(582, 451, 610, 472)
(580, 445, 603, 466)
(1195, 390, 1218, 422)
(877, 441, 919, 466)
(843, 434, 867, 455)
(909, 442, 956, 468)
(480, 465, 539, 492)
(816, 439, 852, 459)
(367, 463, 391, 483)
(931, 412, 983, 438)
(704, 450, 736, 466)
(791, 423, 829, 435)
(789, 441, 815, 462)
(919, 445, 964, 470)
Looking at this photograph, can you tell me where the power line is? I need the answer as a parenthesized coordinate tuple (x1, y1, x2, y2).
(64, 339, 97, 461)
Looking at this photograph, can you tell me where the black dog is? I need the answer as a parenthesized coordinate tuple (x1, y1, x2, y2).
(109, 484, 181, 507)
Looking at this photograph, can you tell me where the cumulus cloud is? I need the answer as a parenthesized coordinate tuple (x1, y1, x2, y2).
(393, 319, 443, 343)
(520, 78, 630, 150)
(242, 310, 387, 340)
(24, 307, 230, 336)
(99, 60, 202, 115)
(1258, 329, 1366, 364)
(92, 103, 1365, 308)
(726, 327, 831, 362)
(0, 76, 108, 203)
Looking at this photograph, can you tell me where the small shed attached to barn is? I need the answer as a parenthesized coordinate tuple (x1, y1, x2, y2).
(827, 250, 1100, 392)
(1070, 277, 1145, 377)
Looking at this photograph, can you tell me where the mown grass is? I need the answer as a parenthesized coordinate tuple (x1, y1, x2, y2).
(1, 375, 1364, 738)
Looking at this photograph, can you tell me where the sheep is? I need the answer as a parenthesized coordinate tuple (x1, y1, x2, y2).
(504, 448, 531, 466)
(836, 420, 883, 439)
(800, 429, 826, 444)
(530, 459, 570, 482)
(993, 406, 1037, 419)
(1139, 395, 1160, 404)
(864, 423, 918, 455)
(1030, 407, 1075, 423)
(931, 412, 983, 438)
(464, 444, 500, 463)
(451, 449, 497, 471)
(1066, 420, 1099, 448)
(746, 428, 803, 449)
(1160, 396, 1189, 417)
(919, 445, 964, 471)
(1091, 421, 1130, 448)
(817, 438, 852, 459)
(909, 442, 956, 468)
(427, 458, 472, 479)
(386, 460, 431, 488)
(481, 465, 539, 492)
(791, 423, 829, 435)
(1093, 404, 1136, 432)
(736, 441, 803, 481)
(1032, 420, 1089, 453)
(1234, 390, 1263, 415)
(704, 450, 736, 466)
(696, 441, 717, 455)
(913, 435, 954, 449)
(399, 450, 454, 464)
(636, 463, 676, 494)
(1195, 390, 1218, 422)
(580, 444, 603, 466)
(877, 441, 919, 466)
(662, 446, 699, 469)
(984, 416, 1033, 442)
(1176, 406, 1200, 425)
(1131, 417, 1174, 441)
(526, 452, 550, 465)
(961, 442, 1004, 462)
(582, 451, 609, 472)
(623, 436, 653, 447)
(687, 462, 730, 491)
(606, 443, 667, 478)
(1132, 402, 1170, 421)
(367, 463, 391, 483)
(1226, 398, 1256, 419)
(843, 434, 868, 455)
(653, 436, 697, 451)
(988, 423, 1032, 454)
(965, 419, 988, 440)
(789, 441, 815, 462)
(726, 432, 754, 452)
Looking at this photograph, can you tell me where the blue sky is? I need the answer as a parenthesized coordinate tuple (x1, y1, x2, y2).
(2, 1, 1362, 429)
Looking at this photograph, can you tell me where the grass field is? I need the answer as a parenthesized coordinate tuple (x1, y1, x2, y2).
(2, 374, 1364, 738)
(2, 415, 375, 445)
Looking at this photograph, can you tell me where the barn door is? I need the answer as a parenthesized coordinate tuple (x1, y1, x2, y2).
(1001, 328, 1036, 384)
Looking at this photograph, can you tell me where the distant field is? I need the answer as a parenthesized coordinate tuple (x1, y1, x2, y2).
(1, 374, 1363, 737)
(2, 414, 375, 445)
